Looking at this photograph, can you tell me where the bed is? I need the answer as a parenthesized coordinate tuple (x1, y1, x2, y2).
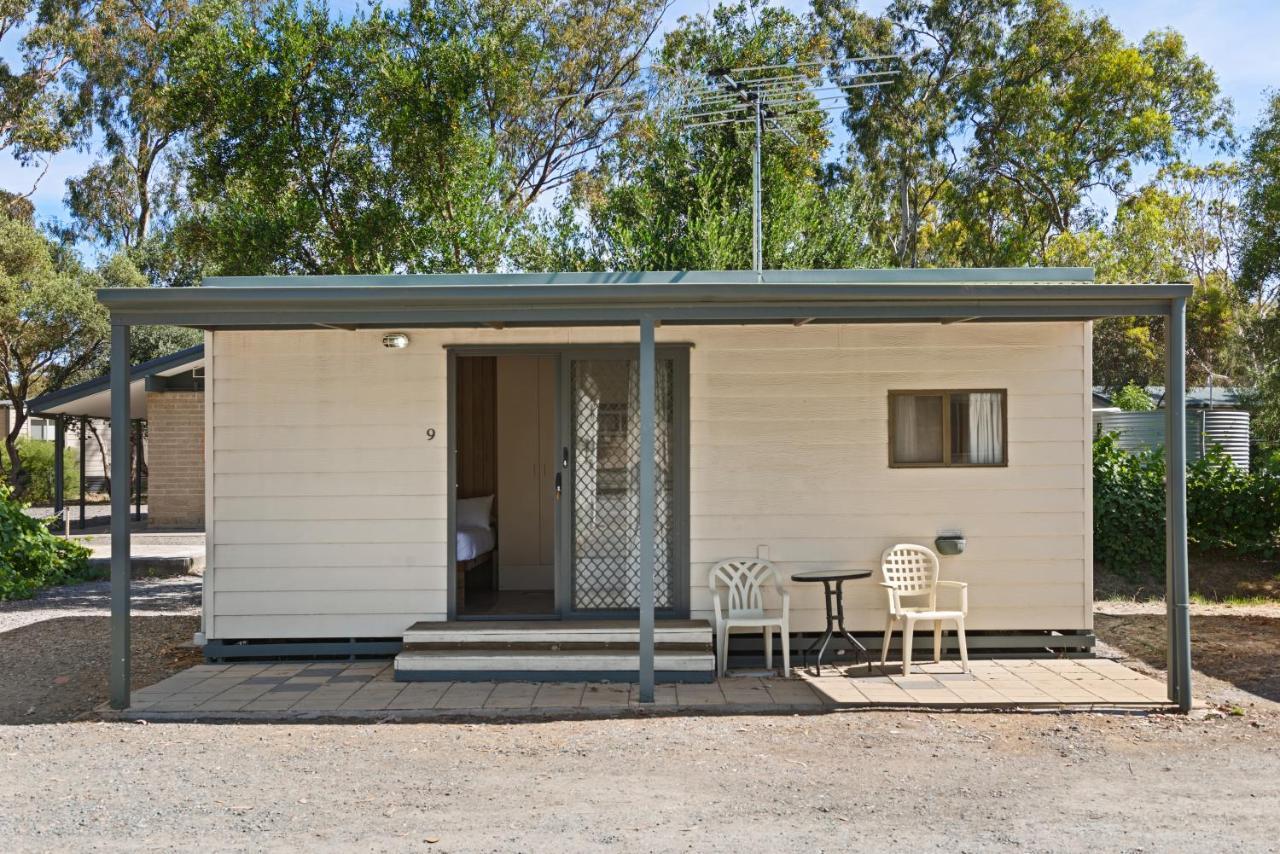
(457, 525, 496, 562)
(456, 496, 496, 608)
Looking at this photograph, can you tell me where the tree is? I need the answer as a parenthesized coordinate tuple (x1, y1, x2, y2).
(1111, 382, 1155, 412)
(170, 0, 667, 274)
(61, 0, 225, 249)
(0, 0, 89, 211)
(1240, 90, 1280, 311)
(534, 1, 884, 272)
(0, 214, 111, 494)
(814, 0, 999, 267)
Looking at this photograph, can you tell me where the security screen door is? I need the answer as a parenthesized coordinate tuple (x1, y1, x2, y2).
(564, 354, 679, 614)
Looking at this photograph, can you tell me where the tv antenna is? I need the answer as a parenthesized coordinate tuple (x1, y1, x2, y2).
(545, 53, 908, 277)
(674, 54, 907, 278)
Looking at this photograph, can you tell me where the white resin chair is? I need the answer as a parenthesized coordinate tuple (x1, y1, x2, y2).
(709, 558, 791, 677)
(878, 544, 969, 676)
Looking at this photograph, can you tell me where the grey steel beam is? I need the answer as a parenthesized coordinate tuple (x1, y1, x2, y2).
(637, 316, 657, 702)
(97, 298, 1184, 329)
(110, 323, 132, 710)
(1166, 298, 1193, 712)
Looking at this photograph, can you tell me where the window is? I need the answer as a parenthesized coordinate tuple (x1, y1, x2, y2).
(889, 390, 1007, 467)
(28, 417, 54, 441)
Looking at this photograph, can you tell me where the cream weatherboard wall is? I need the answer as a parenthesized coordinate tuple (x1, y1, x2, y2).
(203, 322, 1092, 640)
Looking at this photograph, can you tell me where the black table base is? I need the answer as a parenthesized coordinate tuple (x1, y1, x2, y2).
(798, 575, 871, 675)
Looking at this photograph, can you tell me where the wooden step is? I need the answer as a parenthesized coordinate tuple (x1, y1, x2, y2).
(394, 648, 716, 683)
(402, 619, 713, 648)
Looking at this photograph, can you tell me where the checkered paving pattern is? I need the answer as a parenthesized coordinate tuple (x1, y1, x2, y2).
(120, 657, 1173, 718)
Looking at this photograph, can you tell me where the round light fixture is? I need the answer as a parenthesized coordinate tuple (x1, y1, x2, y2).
(382, 332, 410, 349)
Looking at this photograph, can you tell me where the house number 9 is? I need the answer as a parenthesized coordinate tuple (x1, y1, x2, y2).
(426, 428, 436, 440)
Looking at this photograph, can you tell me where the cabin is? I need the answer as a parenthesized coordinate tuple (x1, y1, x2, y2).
(95, 268, 1196, 710)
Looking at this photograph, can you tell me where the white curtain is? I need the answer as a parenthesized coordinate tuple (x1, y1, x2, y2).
(894, 394, 920, 461)
(967, 392, 1004, 464)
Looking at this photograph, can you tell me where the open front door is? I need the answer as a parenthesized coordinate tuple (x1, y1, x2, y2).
(560, 352, 687, 617)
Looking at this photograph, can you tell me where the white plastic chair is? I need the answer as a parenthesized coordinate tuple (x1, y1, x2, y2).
(878, 544, 969, 676)
(709, 558, 791, 677)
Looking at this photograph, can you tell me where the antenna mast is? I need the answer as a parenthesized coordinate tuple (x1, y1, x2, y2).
(675, 55, 905, 278)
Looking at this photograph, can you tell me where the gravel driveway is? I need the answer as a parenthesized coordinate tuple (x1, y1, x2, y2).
(1, 709, 1278, 852)
(0, 576, 201, 635)
(0, 577, 202, 724)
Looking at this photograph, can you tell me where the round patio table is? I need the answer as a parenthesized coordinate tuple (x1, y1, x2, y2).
(790, 568, 873, 675)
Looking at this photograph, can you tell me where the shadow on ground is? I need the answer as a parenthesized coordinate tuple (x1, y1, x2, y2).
(1094, 612, 1280, 704)
(0, 615, 201, 724)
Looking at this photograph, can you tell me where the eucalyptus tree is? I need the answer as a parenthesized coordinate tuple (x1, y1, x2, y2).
(1240, 91, 1280, 312)
(170, 0, 667, 274)
(543, 0, 884, 272)
(0, 0, 89, 211)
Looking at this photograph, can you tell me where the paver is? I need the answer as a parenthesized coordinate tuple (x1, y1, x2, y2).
(119, 657, 1175, 718)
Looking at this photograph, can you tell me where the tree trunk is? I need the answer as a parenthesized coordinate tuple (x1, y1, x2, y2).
(5, 401, 30, 497)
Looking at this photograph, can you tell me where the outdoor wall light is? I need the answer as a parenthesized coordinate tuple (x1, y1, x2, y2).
(382, 332, 410, 349)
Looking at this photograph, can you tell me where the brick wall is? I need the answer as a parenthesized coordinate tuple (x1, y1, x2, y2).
(146, 390, 204, 529)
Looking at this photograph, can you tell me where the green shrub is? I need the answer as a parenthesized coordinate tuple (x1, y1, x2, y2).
(1188, 447, 1280, 557)
(1093, 433, 1166, 576)
(1110, 383, 1156, 412)
(14, 437, 79, 505)
(0, 482, 93, 600)
(1094, 433, 1280, 577)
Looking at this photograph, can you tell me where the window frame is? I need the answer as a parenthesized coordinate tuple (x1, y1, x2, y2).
(887, 388, 1009, 469)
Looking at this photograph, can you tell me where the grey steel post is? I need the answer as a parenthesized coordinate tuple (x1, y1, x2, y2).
(110, 323, 132, 709)
(133, 420, 143, 521)
(1166, 298, 1192, 711)
(78, 416, 86, 530)
(752, 97, 763, 280)
(637, 316, 657, 702)
(53, 415, 65, 522)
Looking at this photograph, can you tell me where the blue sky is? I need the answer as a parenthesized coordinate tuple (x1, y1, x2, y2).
(3, 0, 1276, 237)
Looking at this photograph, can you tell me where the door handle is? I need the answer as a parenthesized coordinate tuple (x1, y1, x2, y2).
(555, 472, 562, 500)
(561, 447, 569, 468)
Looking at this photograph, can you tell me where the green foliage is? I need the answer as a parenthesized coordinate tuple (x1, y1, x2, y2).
(0, 482, 92, 601)
(0, 213, 115, 494)
(14, 437, 78, 505)
(527, 2, 885, 271)
(1188, 447, 1280, 557)
(1092, 433, 1166, 577)
(1093, 433, 1280, 578)
(1111, 383, 1155, 412)
(1240, 90, 1280, 309)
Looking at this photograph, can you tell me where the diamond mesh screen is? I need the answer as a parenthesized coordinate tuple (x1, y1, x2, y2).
(570, 358, 675, 611)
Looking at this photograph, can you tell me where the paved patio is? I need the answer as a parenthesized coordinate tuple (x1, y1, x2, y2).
(113, 656, 1175, 719)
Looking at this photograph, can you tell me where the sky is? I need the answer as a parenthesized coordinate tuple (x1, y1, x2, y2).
(2, 0, 1277, 242)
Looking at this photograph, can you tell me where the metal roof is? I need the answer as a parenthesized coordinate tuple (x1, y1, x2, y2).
(97, 268, 1192, 329)
(28, 345, 204, 418)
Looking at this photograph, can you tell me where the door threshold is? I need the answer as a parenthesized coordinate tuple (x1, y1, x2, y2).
(455, 613, 562, 622)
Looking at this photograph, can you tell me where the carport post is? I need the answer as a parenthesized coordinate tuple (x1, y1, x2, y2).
(1166, 297, 1192, 712)
(110, 323, 132, 709)
(53, 415, 65, 522)
(78, 416, 86, 530)
(133, 420, 143, 522)
(638, 315, 657, 703)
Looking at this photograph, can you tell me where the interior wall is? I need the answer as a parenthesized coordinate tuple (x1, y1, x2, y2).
(455, 356, 496, 501)
(495, 355, 556, 590)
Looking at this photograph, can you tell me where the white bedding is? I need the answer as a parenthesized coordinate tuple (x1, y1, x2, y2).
(457, 526, 496, 562)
